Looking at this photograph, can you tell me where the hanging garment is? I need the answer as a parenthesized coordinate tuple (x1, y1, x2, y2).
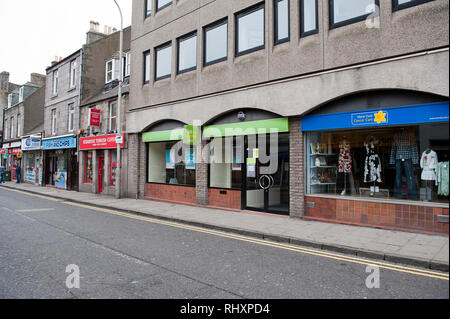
(436, 162, 449, 196)
(338, 141, 352, 173)
(364, 143, 382, 183)
(420, 150, 438, 181)
(389, 130, 419, 165)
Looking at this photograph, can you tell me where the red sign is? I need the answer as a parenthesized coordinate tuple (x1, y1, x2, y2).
(9, 148, 22, 155)
(80, 134, 125, 150)
(0, 148, 6, 154)
(89, 109, 101, 127)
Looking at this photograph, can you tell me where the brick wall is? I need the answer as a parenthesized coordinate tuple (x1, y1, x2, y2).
(305, 196, 449, 235)
(145, 183, 196, 205)
(290, 118, 304, 218)
(208, 189, 241, 210)
(196, 139, 209, 206)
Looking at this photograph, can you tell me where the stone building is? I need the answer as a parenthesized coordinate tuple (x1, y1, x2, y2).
(126, 0, 449, 235)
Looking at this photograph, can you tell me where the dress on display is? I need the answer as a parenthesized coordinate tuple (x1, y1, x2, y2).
(338, 141, 352, 173)
(420, 150, 438, 181)
(364, 142, 382, 183)
(436, 162, 449, 196)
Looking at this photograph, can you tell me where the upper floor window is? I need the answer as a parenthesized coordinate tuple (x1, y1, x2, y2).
(70, 60, 77, 89)
(17, 114, 21, 137)
(51, 109, 57, 135)
(177, 32, 197, 74)
(143, 50, 151, 84)
(106, 60, 114, 83)
(274, 0, 290, 44)
(52, 70, 59, 95)
(124, 52, 131, 77)
(10, 117, 14, 139)
(155, 42, 172, 81)
(235, 3, 265, 56)
(203, 18, 228, 66)
(4, 119, 7, 140)
(8, 93, 14, 107)
(157, 0, 172, 12)
(19, 87, 24, 103)
(68, 103, 75, 132)
(300, 0, 318, 37)
(109, 101, 117, 132)
(145, 0, 152, 17)
(329, 0, 378, 29)
(392, 0, 434, 11)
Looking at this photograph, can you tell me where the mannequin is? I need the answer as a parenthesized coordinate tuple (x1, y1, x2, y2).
(420, 148, 438, 201)
(338, 138, 353, 195)
(390, 128, 419, 200)
(364, 135, 382, 196)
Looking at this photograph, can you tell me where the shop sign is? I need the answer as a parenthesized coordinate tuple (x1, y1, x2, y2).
(42, 136, 77, 150)
(8, 148, 22, 155)
(79, 134, 125, 150)
(22, 137, 41, 151)
(351, 110, 388, 126)
(0, 149, 6, 154)
(89, 109, 101, 127)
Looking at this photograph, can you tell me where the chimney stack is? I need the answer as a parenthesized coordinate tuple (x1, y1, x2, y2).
(1, 71, 10, 92)
(86, 21, 106, 44)
(30, 73, 46, 87)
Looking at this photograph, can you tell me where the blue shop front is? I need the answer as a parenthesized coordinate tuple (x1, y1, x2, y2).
(42, 135, 78, 190)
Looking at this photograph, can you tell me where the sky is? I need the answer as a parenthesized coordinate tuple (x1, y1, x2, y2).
(0, 0, 132, 85)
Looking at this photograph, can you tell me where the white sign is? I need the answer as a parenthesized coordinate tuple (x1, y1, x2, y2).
(115, 134, 123, 144)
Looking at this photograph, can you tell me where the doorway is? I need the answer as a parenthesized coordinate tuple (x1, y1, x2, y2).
(98, 155, 104, 194)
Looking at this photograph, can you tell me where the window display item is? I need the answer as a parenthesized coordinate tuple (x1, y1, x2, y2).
(338, 140, 352, 173)
(420, 149, 438, 181)
(364, 137, 382, 184)
(436, 161, 449, 196)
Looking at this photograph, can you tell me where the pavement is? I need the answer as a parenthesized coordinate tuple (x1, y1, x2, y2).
(1, 182, 448, 271)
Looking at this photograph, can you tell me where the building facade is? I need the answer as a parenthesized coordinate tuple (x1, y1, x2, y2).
(127, 0, 449, 235)
(0, 71, 20, 164)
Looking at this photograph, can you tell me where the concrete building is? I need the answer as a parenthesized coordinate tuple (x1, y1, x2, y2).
(78, 24, 132, 197)
(0, 72, 20, 152)
(1, 73, 45, 182)
(127, 0, 449, 234)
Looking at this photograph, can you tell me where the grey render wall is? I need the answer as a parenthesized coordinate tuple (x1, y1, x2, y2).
(44, 52, 81, 137)
(3, 103, 24, 142)
(129, 0, 449, 114)
(24, 86, 45, 135)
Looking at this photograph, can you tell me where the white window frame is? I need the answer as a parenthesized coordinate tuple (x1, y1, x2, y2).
(10, 116, 14, 139)
(4, 119, 7, 140)
(106, 59, 114, 83)
(124, 52, 131, 77)
(70, 60, 77, 89)
(68, 103, 75, 132)
(52, 70, 59, 96)
(7, 94, 13, 107)
(19, 87, 24, 103)
(109, 101, 117, 132)
(51, 109, 57, 135)
(17, 114, 21, 137)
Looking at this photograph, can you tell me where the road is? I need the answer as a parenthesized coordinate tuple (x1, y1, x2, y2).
(0, 187, 448, 300)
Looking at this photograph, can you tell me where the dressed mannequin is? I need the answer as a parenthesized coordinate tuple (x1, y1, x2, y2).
(390, 128, 419, 200)
(420, 148, 438, 201)
(338, 138, 353, 195)
(364, 136, 382, 196)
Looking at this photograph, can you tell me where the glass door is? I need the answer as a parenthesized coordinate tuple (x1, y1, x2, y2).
(244, 133, 289, 215)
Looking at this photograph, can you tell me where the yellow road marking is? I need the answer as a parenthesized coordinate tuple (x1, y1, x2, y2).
(3, 187, 449, 281)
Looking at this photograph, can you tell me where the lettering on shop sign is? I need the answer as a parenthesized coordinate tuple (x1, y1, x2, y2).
(351, 110, 388, 126)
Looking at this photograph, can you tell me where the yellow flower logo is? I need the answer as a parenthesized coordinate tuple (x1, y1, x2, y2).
(374, 111, 387, 124)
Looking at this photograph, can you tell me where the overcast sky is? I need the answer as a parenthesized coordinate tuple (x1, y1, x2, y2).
(0, 0, 132, 85)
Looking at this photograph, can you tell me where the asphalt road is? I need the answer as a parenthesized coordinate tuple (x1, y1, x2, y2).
(0, 187, 448, 300)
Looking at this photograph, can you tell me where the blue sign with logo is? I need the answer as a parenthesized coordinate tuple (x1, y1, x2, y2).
(42, 136, 77, 150)
(301, 102, 449, 131)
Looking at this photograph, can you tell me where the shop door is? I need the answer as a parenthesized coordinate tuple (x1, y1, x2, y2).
(244, 133, 289, 215)
(98, 156, 104, 194)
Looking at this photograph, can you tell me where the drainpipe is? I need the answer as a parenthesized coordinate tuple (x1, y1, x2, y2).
(77, 48, 84, 192)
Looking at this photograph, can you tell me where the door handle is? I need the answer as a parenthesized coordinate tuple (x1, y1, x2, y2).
(258, 175, 271, 190)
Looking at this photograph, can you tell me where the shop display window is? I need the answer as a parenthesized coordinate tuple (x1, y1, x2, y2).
(147, 141, 196, 186)
(209, 136, 244, 189)
(110, 150, 117, 187)
(306, 123, 449, 203)
(84, 151, 93, 184)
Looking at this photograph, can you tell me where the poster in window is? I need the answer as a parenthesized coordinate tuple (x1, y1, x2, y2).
(185, 148, 196, 170)
(166, 149, 175, 169)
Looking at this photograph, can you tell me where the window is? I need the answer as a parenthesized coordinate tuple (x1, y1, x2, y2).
(17, 114, 21, 137)
(10, 117, 14, 139)
(52, 70, 58, 95)
(106, 60, 114, 83)
(329, 0, 378, 29)
(8, 94, 14, 107)
(157, 0, 172, 12)
(177, 32, 197, 74)
(155, 42, 172, 81)
(110, 150, 118, 187)
(147, 141, 196, 186)
(392, 0, 434, 11)
(145, 0, 152, 17)
(109, 101, 117, 132)
(70, 60, 77, 88)
(19, 87, 24, 103)
(51, 109, 57, 135)
(68, 103, 75, 132)
(306, 123, 449, 204)
(143, 50, 151, 84)
(4, 119, 7, 140)
(274, 0, 290, 44)
(124, 52, 131, 77)
(84, 151, 94, 184)
(209, 137, 244, 189)
(203, 18, 228, 66)
(235, 3, 265, 56)
(300, 0, 318, 37)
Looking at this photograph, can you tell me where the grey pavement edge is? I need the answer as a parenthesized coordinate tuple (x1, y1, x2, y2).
(0, 183, 448, 272)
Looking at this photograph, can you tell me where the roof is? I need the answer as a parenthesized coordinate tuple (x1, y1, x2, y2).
(82, 85, 129, 107)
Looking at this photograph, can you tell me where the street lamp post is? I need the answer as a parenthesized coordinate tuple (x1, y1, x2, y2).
(113, 0, 123, 199)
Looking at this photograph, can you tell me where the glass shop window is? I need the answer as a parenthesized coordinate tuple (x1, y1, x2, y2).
(84, 151, 94, 184)
(209, 136, 244, 189)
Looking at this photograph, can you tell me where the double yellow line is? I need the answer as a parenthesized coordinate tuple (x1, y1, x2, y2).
(4, 187, 449, 281)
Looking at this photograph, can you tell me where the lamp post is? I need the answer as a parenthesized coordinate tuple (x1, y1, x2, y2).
(113, 0, 123, 199)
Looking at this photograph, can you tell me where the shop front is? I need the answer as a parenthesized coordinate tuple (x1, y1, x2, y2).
(2, 141, 22, 182)
(301, 102, 449, 234)
(79, 134, 125, 195)
(203, 113, 290, 215)
(21, 136, 43, 185)
(42, 135, 78, 190)
(143, 122, 197, 205)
